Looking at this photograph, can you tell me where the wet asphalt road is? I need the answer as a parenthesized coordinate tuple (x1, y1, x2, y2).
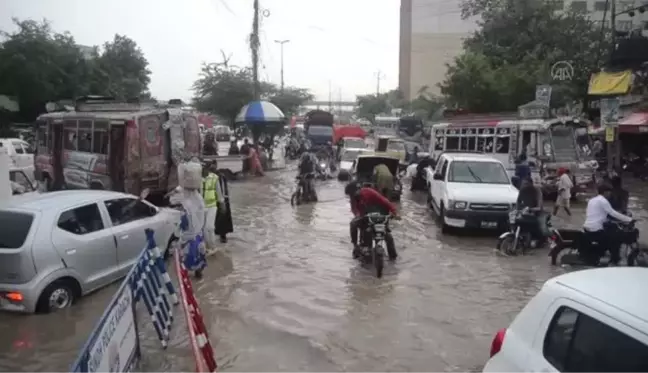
(2, 153, 647, 372)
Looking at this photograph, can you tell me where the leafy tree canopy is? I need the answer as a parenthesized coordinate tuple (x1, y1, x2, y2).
(440, 0, 607, 112)
(191, 61, 313, 127)
(0, 18, 152, 122)
(356, 88, 442, 121)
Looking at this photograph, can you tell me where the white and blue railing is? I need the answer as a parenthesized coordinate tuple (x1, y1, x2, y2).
(70, 228, 179, 372)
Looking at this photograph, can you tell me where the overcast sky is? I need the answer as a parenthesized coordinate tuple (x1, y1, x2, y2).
(1, 0, 400, 102)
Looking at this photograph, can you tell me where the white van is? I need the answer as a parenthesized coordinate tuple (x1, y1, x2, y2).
(426, 152, 518, 233)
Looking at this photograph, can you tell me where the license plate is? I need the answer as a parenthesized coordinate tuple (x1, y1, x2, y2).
(374, 224, 386, 233)
(549, 240, 557, 249)
(481, 221, 497, 228)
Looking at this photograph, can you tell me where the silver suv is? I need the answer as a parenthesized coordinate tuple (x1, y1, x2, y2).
(0, 190, 180, 313)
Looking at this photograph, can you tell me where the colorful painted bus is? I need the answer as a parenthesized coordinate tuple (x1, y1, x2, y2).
(35, 97, 201, 199)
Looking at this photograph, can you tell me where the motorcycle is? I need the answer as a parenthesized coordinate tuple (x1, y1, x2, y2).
(549, 219, 646, 266)
(358, 213, 393, 278)
(316, 159, 333, 180)
(290, 173, 317, 206)
(497, 208, 554, 256)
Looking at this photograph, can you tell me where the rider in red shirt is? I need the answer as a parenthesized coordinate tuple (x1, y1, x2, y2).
(345, 181, 399, 260)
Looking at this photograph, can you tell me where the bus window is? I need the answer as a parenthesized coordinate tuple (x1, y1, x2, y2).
(435, 136, 444, 151)
(496, 137, 510, 153)
(93, 121, 109, 154)
(477, 128, 494, 152)
(63, 120, 77, 151)
(78, 120, 93, 152)
(446, 136, 459, 150)
(460, 128, 477, 151)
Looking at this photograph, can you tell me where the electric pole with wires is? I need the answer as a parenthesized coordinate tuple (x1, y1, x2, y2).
(250, 0, 261, 100)
(274, 39, 290, 93)
(374, 70, 385, 95)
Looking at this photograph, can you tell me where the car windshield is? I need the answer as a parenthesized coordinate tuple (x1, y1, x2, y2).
(308, 126, 333, 136)
(448, 161, 510, 184)
(388, 141, 405, 151)
(342, 150, 361, 161)
(344, 139, 365, 149)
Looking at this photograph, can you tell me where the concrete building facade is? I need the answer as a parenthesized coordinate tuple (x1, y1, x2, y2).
(399, 0, 648, 102)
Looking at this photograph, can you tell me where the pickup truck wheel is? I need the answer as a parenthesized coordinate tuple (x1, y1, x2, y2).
(439, 203, 450, 234)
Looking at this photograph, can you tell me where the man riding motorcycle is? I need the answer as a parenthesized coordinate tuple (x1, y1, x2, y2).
(582, 183, 634, 266)
(344, 181, 400, 260)
(516, 177, 549, 246)
(297, 151, 318, 200)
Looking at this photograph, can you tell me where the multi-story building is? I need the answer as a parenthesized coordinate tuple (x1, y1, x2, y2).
(399, 0, 648, 101)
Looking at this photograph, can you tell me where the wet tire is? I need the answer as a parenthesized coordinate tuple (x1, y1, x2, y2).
(627, 249, 648, 267)
(439, 204, 449, 234)
(497, 234, 518, 256)
(372, 245, 384, 278)
(37, 279, 77, 313)
(290, 189, 302, 206)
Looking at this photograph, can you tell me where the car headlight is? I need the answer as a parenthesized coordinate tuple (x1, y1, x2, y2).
(451, 200, 467, 209)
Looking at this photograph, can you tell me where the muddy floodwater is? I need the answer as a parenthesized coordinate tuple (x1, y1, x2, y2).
(2, 158, 647, 372)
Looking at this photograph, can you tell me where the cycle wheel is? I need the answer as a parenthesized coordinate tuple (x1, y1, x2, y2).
(496, 234, 517, 256)
(372, 244, 384, 278)
(290, 189, 301, 206)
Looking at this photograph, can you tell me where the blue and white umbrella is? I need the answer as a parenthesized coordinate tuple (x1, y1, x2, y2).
(235, 100, 285, 124)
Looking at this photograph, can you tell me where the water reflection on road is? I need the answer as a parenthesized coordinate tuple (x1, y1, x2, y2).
(2, 163, 647, 372)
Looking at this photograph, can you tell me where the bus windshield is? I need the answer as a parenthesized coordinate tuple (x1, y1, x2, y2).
(448, 161, 510, 184)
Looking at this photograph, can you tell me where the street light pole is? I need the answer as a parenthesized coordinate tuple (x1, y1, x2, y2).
(274, 39, 290, 93)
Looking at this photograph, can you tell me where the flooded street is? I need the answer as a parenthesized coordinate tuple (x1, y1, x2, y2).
(2, 159, 648, 372)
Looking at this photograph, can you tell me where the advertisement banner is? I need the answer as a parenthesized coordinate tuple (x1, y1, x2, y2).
(86, 289, 138, 373)
(600, 97, 620, 127)
(588, 70, 632, 96)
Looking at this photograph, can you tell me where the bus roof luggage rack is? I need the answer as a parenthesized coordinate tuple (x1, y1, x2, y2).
(75, 95, 144, 112)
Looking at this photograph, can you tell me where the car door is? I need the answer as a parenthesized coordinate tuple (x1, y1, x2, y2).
(431, 158, 448, 208)
(52, 202, 119, 291)
(103, 197, 163, 271)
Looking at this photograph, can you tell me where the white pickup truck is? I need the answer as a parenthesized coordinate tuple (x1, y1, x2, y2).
(426, 152, 518, 233)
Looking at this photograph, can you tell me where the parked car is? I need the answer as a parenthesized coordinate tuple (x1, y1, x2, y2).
(0, 190, 182, 313)
(426, 151, 518, 233)
(0, 138, 34, 170)
(10, 167, 39, 196)
(350, 155, 402, 201)
(484, 267, 648, 372)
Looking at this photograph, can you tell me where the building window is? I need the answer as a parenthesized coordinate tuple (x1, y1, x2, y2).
(549, 0, 565, 10)
(570, 0, 588, 12)
(594, 1, 609, 11)
(620, 1, 635, 11)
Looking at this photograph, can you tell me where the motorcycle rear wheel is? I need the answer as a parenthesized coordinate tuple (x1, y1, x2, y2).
(372, 244, 385, 278)
(290, 189, 302, 206)
(627, 249, 648, 267)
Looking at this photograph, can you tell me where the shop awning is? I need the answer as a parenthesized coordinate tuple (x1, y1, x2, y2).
(619, 112, 648, 134)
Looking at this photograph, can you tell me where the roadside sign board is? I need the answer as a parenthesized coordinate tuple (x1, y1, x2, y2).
(605, 127, 615, 142)
(535, 85, 552, 106)
(600, 97, 620, 127)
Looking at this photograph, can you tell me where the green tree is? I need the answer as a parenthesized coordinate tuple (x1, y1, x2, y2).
(355, 93, 389, 122)
(440, 0, 606, 112)
(91, 34, 152, 99)
(409, 86, 444, 119)
(0, 19, 153, 121)
(267, 86, 314, 118)
(0, 19, 91, 121)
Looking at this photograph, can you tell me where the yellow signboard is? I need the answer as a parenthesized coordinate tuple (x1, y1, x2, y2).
(605, 127, 615, 142)
(588, 70, 632, 96)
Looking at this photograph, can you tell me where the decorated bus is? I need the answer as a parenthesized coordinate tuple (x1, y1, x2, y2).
(428, 115, 597, 196)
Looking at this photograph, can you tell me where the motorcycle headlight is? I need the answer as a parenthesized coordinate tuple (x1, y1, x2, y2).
(451, 200, 467, 210)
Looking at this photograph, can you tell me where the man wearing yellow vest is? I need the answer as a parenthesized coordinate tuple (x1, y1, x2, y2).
(202, 162, 223, 256)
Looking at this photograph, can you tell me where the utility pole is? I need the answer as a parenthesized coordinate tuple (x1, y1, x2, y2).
(274, 39, 290, 93)
(374, 70, 385, 95)
(328, 80, 332, 111)
(608, 0, 618, 172)
(338, 88, 342, 116)
(251, 0, 261, 100)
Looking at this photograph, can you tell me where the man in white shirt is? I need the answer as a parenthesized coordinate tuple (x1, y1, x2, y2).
(553, 168, 574, 216)
(582, 183, 633, 265)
